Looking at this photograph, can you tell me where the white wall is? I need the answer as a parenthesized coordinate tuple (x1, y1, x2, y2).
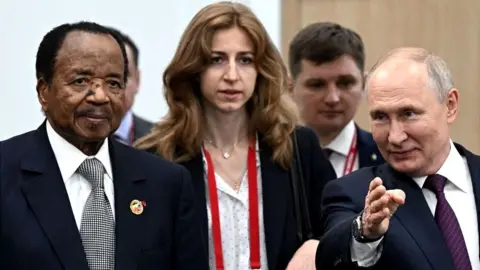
(0, 0, 281, 140)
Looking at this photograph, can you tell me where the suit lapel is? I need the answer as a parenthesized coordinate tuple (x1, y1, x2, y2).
(179, 154, 209, 253)
(258, 138, 290, 270)
(356, 125, 382, 168)
(456, 143, 480, 258)
(377, 164, 454, 269)
(20, 123, 89, 270)
(110, 140, 147, 270)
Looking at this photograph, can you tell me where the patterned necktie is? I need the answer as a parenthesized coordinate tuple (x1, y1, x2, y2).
(77, 158, 115, 270)
(423, 174, 472, 270)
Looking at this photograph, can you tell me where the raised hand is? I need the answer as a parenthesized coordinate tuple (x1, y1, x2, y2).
(362, 177, 406, 240)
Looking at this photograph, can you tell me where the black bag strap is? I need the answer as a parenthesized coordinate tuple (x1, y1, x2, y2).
(290, 131, 314, 243)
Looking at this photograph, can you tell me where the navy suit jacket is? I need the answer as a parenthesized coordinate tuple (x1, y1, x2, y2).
(133, 114, 153, 142)
(356, 125, 384, 169)
(173, 127, 337, 270)
(0, 122, 209, 270)
(316, 143, 480, 270)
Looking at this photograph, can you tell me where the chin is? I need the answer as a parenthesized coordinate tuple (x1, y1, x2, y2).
(389, 160, 423, 175)
(81, 132, 110, 142)
(216, 104, 246, 113)
(76, 125, 112, 142)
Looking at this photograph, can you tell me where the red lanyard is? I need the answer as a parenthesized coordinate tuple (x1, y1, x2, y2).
(203, 137, 261, 269)
(342, 128, 358, 176)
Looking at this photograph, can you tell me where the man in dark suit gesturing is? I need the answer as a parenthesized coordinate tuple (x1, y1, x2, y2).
(0, 22, 208, 270)
(316, 47, 480, 270)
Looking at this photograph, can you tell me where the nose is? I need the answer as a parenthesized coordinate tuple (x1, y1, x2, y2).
(223, 59, 239, 82)
(87, 81, 110, 104)
(388, 120, 408, 145)
(324, 85, 340, 106)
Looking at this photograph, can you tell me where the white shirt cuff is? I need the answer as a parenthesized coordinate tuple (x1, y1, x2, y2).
(350, 236, 383, 267)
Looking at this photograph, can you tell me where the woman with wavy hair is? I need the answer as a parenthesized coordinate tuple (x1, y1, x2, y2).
(136, 1, 336, 269)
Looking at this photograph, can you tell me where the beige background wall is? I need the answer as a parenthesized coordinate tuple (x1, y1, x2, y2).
(281, 0, 480, 153)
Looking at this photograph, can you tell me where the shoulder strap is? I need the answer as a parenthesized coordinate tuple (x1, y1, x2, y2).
(290, 131, 313, 243)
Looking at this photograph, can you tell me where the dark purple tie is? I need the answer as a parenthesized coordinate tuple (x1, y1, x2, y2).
(423, 174, 472, 270)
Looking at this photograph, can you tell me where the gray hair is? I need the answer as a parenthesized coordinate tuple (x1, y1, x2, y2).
(365, 47, 454, 102)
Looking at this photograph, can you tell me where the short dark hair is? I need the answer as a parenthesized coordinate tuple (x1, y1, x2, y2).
(35, 21, 129, 87)
(107, 27, 139, 68)
(288, 22, 365, 78)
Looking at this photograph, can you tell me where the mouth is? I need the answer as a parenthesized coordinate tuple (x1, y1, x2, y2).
(219, 89, 242, 94)
(320, 110, 343, 113)
(218, 89, 242, 99)
(389, 150, 414, 159)
(320, 110, 343, 117)
(80, 114, 109, 123)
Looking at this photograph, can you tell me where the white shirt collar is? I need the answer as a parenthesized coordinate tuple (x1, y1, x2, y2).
(412, 140, 469, 193)
(325, 120, 356, 156)
(114, 109, 133, 141)
(46, 120, 113, 182)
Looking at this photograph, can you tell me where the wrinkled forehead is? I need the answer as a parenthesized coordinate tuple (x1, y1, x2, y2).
(368, 58, 428, 89)
(367, 60, 436, 111)
(55, 31, 125, 77)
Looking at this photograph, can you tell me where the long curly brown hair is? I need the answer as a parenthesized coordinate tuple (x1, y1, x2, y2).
(135, 1, 300, 169)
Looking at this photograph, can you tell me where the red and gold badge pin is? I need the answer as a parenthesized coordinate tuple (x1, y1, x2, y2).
(130, 199, 146, 215)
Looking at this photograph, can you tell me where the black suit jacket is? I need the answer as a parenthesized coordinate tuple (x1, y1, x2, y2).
(0, 122, 209, 270)
(356, 125, 384, 168)
(316, 143, 480, 270)
(133, 114, 153, 142)
(172, 126, 337, 270)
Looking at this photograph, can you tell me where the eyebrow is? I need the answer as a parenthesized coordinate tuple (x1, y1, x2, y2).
(369, 109, 382, 118)
(305, 77, 326, 83)
(72, 69, 94, 76)
(369, 105, 420, 117)
(337, 74, 358, 80)
(105, 73, 123, 79)
(211, 50, 254, 55)
(71, 69, 122, 79)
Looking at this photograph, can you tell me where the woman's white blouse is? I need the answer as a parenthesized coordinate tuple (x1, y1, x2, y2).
(202, 141, 269, 270)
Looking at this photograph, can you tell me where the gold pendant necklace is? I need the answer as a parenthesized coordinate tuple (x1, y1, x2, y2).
(204, 138, 241, 159)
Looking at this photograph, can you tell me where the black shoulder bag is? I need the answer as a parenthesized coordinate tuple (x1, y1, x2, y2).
(290, 131, 314, 243)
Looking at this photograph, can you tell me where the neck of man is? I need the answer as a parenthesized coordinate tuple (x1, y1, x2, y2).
(48, 117, 104, 156)
(317, 129, 342, 147)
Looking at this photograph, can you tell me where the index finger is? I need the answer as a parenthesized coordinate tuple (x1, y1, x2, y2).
(369, 177, 383, 193)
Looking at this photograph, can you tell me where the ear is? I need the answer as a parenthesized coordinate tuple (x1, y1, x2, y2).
(36, 78, 50, 113)
(134, 68, 141, 94)
(287, 74, 294, 95)
(362, 70, 369, 91)
(445, 88, 459, 124)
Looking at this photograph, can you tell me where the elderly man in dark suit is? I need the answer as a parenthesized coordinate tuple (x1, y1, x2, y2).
(0, 21, 208, 270)
(316, 47, 480, 270)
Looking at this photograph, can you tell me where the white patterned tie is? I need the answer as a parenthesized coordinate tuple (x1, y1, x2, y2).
(77, 158, 115, 270)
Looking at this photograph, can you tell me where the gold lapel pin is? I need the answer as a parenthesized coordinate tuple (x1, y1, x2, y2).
(130, 199, 146, 215)
(371, 153, 377, 161)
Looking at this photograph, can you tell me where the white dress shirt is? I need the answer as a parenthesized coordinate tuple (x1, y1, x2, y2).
(324, 120, 359, 177)
(351, 140, 480, 269)
(114, 109, 133, 144)
(46, 121, 115, 229)
(202, 139, 269, 270)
